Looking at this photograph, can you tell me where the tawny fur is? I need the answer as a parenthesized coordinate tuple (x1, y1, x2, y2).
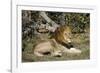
(33, 25, 81, 57)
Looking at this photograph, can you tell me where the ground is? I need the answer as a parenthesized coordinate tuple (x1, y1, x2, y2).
(22, 32, 90, 62)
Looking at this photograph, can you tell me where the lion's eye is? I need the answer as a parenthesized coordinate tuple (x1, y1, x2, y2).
(65, 33, 68, 35)
(65, 33, 70, 35)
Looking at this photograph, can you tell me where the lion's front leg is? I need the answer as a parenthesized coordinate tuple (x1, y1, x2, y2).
(62, 47, 82, 54)
(68, 48, 82, 54)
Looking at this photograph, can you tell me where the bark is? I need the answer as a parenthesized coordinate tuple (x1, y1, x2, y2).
(39, 11, 59, 32)
(22, 11, 32, 25)
(59, 13, 66, 25)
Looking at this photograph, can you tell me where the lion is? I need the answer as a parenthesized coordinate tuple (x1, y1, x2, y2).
(33, 25, 81, 57)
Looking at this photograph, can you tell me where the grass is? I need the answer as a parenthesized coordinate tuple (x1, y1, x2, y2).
(22, 33, 90, 62)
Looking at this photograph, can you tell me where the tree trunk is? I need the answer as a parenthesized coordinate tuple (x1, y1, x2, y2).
(39, 11, 59, 32)
(59, 13, 66, 25)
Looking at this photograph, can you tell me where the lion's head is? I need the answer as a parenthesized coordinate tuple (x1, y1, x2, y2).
(53, 25, 72, 44)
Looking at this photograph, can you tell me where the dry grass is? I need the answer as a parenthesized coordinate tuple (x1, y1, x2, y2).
(22, 33, 90, 62)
